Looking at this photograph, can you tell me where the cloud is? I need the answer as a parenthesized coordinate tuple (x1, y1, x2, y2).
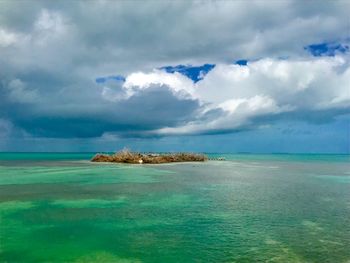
(1, 1, 350, 68)
(0, 80, 200, 138)
(0, 28, 19, 47)
(125, 56, 350, 135)
(4, 79, 38, 103)
(96, 75, 125, 84)
(123, 70, 195, 98)
(0, 0, 349, 142)
(0, 119, 13, 138)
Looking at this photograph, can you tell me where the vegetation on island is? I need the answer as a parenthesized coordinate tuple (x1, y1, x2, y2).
(91, 149, 208, 164)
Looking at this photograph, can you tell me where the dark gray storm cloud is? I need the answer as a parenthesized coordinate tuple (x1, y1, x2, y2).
(0, 79, 200, 137)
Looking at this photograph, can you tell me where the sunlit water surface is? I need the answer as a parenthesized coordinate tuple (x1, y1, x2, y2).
(0, 153, 349, 262)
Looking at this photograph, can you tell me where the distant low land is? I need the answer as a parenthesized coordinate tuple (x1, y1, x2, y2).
(91, 149, 208, 164)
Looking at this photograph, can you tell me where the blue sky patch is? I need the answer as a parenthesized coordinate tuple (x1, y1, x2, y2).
(235, 59, 248, 66)
(95, 75, 126, 84)
(160, 64, 215, 83)
(305, 42, 349, 56)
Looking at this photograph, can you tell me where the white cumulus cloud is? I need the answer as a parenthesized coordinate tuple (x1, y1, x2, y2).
(119, 56, 350, 135)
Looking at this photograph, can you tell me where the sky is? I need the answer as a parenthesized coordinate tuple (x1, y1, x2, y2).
(0, 0, 349, 153)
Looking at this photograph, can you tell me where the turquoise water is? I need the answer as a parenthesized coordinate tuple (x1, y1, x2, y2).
(0, 152, 348, 162)
(0, 153, 349, 262)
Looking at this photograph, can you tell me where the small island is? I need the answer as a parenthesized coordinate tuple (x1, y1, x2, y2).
(91, 149, 208, 164)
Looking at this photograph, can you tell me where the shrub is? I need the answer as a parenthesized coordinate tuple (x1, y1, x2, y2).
(91, 150, 207, 164)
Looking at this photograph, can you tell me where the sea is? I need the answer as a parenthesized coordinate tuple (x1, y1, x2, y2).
(0, 153, 349, 262)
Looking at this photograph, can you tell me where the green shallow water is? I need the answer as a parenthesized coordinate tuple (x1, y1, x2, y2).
(0, 154, 349, 262)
